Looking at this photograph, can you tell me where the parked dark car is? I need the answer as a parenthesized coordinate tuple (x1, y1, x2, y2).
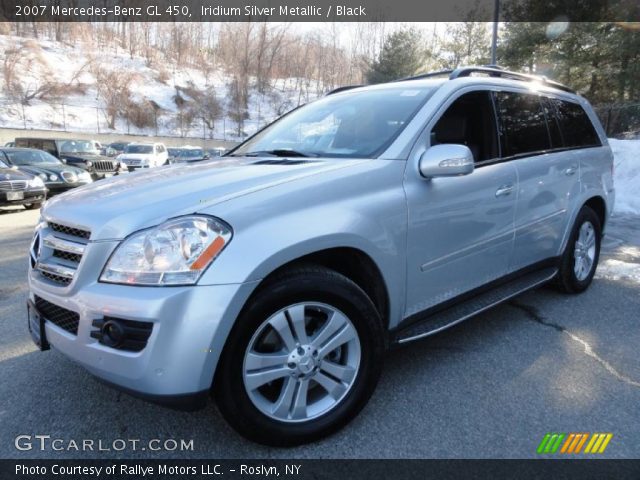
(206, 147, 227, 158)
(0, 155, 47, 210)
(14, 138, 125, 179)
(168, 147, 208, 164)
(1, 148, 92, 194)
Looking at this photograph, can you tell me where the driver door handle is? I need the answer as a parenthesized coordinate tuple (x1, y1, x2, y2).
(495, 184, 514, 198)
(564, 165, 578, 176)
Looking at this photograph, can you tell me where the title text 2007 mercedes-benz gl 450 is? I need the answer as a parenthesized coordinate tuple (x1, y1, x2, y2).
(27, 67, 614, 446)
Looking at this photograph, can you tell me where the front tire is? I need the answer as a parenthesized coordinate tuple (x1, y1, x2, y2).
(214, 265, 385, 446)
(554, 206, 601, 293)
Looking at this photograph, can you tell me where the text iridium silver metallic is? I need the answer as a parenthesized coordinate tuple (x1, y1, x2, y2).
(28, 73, 614, 403)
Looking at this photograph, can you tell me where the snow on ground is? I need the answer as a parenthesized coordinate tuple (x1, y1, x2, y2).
(596, 258, 640, 285)
(0, 35, 322, 141)
(610, 139, 640, 215)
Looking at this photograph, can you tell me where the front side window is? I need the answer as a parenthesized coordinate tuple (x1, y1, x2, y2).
(495, 91, 550, 157)
(232, 86, 434, 159)
(431, 91, 499, 163)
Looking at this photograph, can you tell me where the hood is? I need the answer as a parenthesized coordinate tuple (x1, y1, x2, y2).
(0, 167, 33, 181)
(119, 153, 154, 160)
(43, 157, 365, 240)
(16, 164, 86, 178)
(61, 152, 109, 162)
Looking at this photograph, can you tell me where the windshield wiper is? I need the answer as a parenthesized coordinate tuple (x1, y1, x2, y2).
(237, 149, 316, 158)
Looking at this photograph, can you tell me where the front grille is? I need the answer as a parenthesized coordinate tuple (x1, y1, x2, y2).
(34, 221, 91, 286)
(35, 295, 79, 334)
(61, 171, 78, 183)
(53, 249, 82, 263)
(40, 271, 72, 285)
(94, 160, 116, 172)
(48, 222, 91, 240)
(0, 180, 27, 191)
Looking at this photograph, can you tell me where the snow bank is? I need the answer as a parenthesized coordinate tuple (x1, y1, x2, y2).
(610, 139, 640, 215)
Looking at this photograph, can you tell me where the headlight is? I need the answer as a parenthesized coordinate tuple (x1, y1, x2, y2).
(28, 177, 45, 188)
(38, 173, 47, 180)
(48, 174, 58, 181)
(100, 216, 232, 286)
(86, 161, 93, 167)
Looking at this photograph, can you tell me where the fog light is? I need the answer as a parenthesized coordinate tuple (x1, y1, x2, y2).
(101, 320, 125, 347)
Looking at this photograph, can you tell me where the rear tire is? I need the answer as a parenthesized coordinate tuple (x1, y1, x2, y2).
(214, 265, 385, 446)
(554, 206, 601, 293)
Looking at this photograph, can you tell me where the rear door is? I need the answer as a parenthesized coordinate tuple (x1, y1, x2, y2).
(495, 91, 581, 270)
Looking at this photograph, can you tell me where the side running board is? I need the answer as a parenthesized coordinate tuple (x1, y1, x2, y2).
(393, 267, 558, 345)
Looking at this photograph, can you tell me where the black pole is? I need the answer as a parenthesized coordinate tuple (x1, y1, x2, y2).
(491, 0, 500, 65)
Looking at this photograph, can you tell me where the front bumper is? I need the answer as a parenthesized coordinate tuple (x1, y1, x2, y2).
(0, 188, 46, 206)
(28, 269, 258, 405)
(45, 181, 92, 194)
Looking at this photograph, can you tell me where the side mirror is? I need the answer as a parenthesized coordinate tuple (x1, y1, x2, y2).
(419, 144, 474, 178)
(61, 158, 67, 164)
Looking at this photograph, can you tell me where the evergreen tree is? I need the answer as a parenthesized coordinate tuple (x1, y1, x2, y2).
(366, 29, 424, 84)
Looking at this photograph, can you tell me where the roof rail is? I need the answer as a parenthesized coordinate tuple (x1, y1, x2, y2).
(393, 70, 453, 82)
(449, 66, 576, 94)
(325, 85, 363, 96)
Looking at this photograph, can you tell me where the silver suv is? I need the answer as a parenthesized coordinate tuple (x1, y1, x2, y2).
(27, 67, 614, 446)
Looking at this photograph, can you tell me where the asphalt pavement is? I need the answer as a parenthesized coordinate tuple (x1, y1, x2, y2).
(1, 206, 639, 459)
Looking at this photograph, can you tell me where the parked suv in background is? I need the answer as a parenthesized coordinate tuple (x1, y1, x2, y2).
(27, 67, 613, 446)
(118, 142, 168, 170)
(14, 138, 124, 179)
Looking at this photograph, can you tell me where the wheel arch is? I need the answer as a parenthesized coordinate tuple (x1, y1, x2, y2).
(242, 246, 391, 331)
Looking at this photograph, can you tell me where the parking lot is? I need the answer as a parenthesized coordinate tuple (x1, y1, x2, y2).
(1, 206, 639, 459)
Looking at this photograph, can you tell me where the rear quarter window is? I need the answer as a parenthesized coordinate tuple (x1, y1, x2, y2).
(551, 99, 601, 148)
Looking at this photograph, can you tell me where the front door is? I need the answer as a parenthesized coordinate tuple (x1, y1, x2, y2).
(403, 90, 517, 318)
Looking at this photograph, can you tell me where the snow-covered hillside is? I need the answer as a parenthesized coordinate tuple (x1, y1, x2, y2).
(610, 139, 640, 215)
(0, 35, 321, 141)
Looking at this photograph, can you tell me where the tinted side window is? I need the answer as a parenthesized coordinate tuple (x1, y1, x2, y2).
(541, 98, 563, 149)
(552, 99, 601, 148)
(431, 91, 499, 163)
(495, 92, 550, 157)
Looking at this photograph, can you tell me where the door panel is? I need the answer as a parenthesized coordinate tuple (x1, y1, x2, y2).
(404, 163, 517, 317)
(510, 152, 578, 270)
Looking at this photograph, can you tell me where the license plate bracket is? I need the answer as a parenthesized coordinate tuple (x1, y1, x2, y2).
(27, 300, 50, 351)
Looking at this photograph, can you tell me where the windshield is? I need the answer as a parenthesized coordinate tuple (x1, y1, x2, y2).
(232, 86, 434, 158)
(110, 143, 127, 150)
(125, 145, 153, 154)
(179, 149, 203, 157)
(59, 140, 95, 154)
(4, 150, 61, 166)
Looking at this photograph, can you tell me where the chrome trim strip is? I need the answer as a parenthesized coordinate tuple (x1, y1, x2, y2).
(36, 262, 76, 279)
(43, 234, 86, 255)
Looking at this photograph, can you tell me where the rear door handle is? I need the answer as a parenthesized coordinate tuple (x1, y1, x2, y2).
(564, 166, 578, 176)
(495, 184, 514, 197)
